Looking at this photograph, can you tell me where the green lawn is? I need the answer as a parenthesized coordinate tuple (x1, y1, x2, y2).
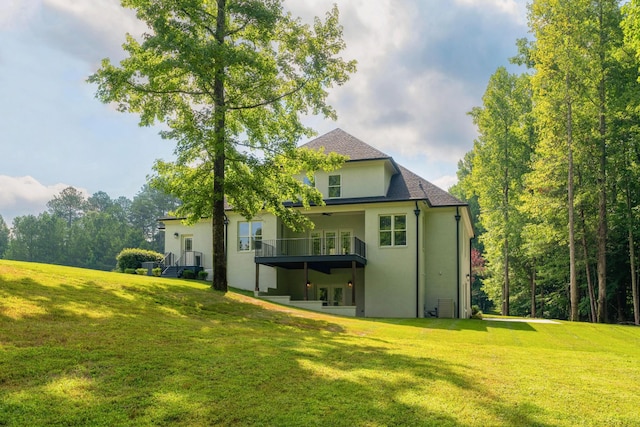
(1, 260, 639, 426)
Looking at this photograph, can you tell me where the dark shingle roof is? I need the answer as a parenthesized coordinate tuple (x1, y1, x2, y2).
(302, 128, 466, 207)
(301, 128, 392, 161)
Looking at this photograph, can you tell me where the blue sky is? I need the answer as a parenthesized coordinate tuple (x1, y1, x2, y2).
(0, 0, 529, 225)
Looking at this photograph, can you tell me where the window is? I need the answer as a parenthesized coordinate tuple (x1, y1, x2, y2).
(238, 221, 262, 251)
(302, 175, 315, 187)
(183, 236, 193, 252)
(328, 174, 341, 198)
(379, 214, 407, 247)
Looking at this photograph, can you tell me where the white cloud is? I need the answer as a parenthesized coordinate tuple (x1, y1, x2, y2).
(432, 175, 458, 192)
(454, 0, 526, 24)
(0, 176, 88, 225)
(0, 0, 40, 31)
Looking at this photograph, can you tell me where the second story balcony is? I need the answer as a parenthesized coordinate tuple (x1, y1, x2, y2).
(255, 237, 367, 273)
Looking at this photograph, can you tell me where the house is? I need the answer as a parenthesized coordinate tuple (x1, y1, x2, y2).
(161, 128, 475, 318)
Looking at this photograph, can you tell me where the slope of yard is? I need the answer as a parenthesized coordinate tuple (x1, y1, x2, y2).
(1, 260, 639, 426)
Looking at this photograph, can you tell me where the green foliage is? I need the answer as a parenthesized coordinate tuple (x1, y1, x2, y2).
(124, 268, 137, 274)
(4, 185, 178, 271)
(198, 270, 208, 280)
(465, 67, 534, 316)
(135, 268, 148, 275)
(181, 269, 196, 279)
(88, 0, 356, 291)
(1, 260, 640, 426)
(116, 248, 163, 272)
(0, 215, 8, 259)
(457, 1, 640, 323)
(471, 305, 483, 319)
(152, 267, 162, 277)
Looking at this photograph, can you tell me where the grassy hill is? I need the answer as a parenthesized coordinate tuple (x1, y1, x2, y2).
(1, 260, 639, 427)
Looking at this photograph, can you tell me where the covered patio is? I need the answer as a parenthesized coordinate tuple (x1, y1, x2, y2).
(254, 237, 367, 313)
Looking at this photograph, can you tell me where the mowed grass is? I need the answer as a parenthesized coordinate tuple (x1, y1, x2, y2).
(1, 260, 639, 426)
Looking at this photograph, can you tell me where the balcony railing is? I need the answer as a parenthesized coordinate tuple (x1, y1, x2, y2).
(255, 237, 366, 259)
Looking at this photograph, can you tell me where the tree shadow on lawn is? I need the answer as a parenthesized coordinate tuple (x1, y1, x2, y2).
(0, 273, 555, 426)
(374, 317, 539, 332)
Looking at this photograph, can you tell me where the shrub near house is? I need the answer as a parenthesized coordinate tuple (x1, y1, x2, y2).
(116, 248, 163, 272)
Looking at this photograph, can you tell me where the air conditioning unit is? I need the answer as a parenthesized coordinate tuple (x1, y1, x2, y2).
(438, 298, 455, 318)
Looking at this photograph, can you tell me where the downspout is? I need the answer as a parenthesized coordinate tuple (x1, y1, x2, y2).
(414, 202, 421, 318)
(455, 207, 461, 318)
(470, 236, 475, 315)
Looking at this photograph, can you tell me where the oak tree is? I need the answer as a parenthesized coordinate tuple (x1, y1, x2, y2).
(89, 0, 355, 291)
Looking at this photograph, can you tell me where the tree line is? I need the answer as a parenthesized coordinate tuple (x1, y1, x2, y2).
(0, 185, 179, 271)
(452, 0, 640, 324)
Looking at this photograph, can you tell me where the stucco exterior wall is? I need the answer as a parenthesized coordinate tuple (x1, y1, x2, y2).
(226, 212, 277, 292)
(362, 202, 417, 318)
(312, 160, 388, 200)
(161, 202, 472, 319)
(163, 219, 213, 270)
(423, 207, 460, 317)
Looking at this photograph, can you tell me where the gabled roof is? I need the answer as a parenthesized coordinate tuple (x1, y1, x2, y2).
(301, 128, 466, 208)
(301, 128, 392, 162)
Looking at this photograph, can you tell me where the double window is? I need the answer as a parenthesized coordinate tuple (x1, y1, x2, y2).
(328, 174, 341, 198)
(238, 221, 262, 251)
(379, 214, 407, 247)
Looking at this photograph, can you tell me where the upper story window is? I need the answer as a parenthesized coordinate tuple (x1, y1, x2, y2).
(238, 221, 262, 251)
(328, 174, 341, 198)
(379, 214, 407, 247)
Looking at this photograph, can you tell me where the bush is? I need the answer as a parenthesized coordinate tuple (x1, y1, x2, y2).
(124, 268, 137, 274)
(116, 248, 163, 272)
(198, 270, 208, 280)
(152, 267, 162, 277)
(471, 305, 483, 320)
(136, 268, 148, 275)
(182, 269, 195, 279)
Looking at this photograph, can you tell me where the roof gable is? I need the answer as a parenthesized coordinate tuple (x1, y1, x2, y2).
(301, 128, 466, 207)
(301, 128, 391, 161)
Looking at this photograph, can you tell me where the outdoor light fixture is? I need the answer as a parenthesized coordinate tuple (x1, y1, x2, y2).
(306, 281, 311, 287)
(173, 232, 179, 238)
(347, 281, 353, 287)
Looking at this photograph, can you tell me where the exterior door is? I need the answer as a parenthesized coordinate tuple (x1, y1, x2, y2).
(310, 231, 322, 255)
(324, 230, 338, 255)
(310, 230, 338, 255)
(340, 230, 352, 254)
(182, 236, 194, 265)
(318, 285, 345, 306)
(182, 236, 193, 253)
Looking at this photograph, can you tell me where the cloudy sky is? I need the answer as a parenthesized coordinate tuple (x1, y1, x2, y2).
(0, 0, 529, 225)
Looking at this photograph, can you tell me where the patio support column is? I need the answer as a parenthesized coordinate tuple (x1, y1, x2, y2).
(255, 262, 260, 293)
(351, 261, 356, 306)
(304, 261, 309, 300)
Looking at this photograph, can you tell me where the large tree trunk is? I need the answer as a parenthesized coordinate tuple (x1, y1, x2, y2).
(502, 126, 510, 317)
(579, 209, 597, 322)
(596, 6, 608, 323)
(627, 182, 639, 325)
(530, 262, 536, 318)
(212, 0, 228, 292)
(567, 84, 578, 322)
(503, 240, 509, 316)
